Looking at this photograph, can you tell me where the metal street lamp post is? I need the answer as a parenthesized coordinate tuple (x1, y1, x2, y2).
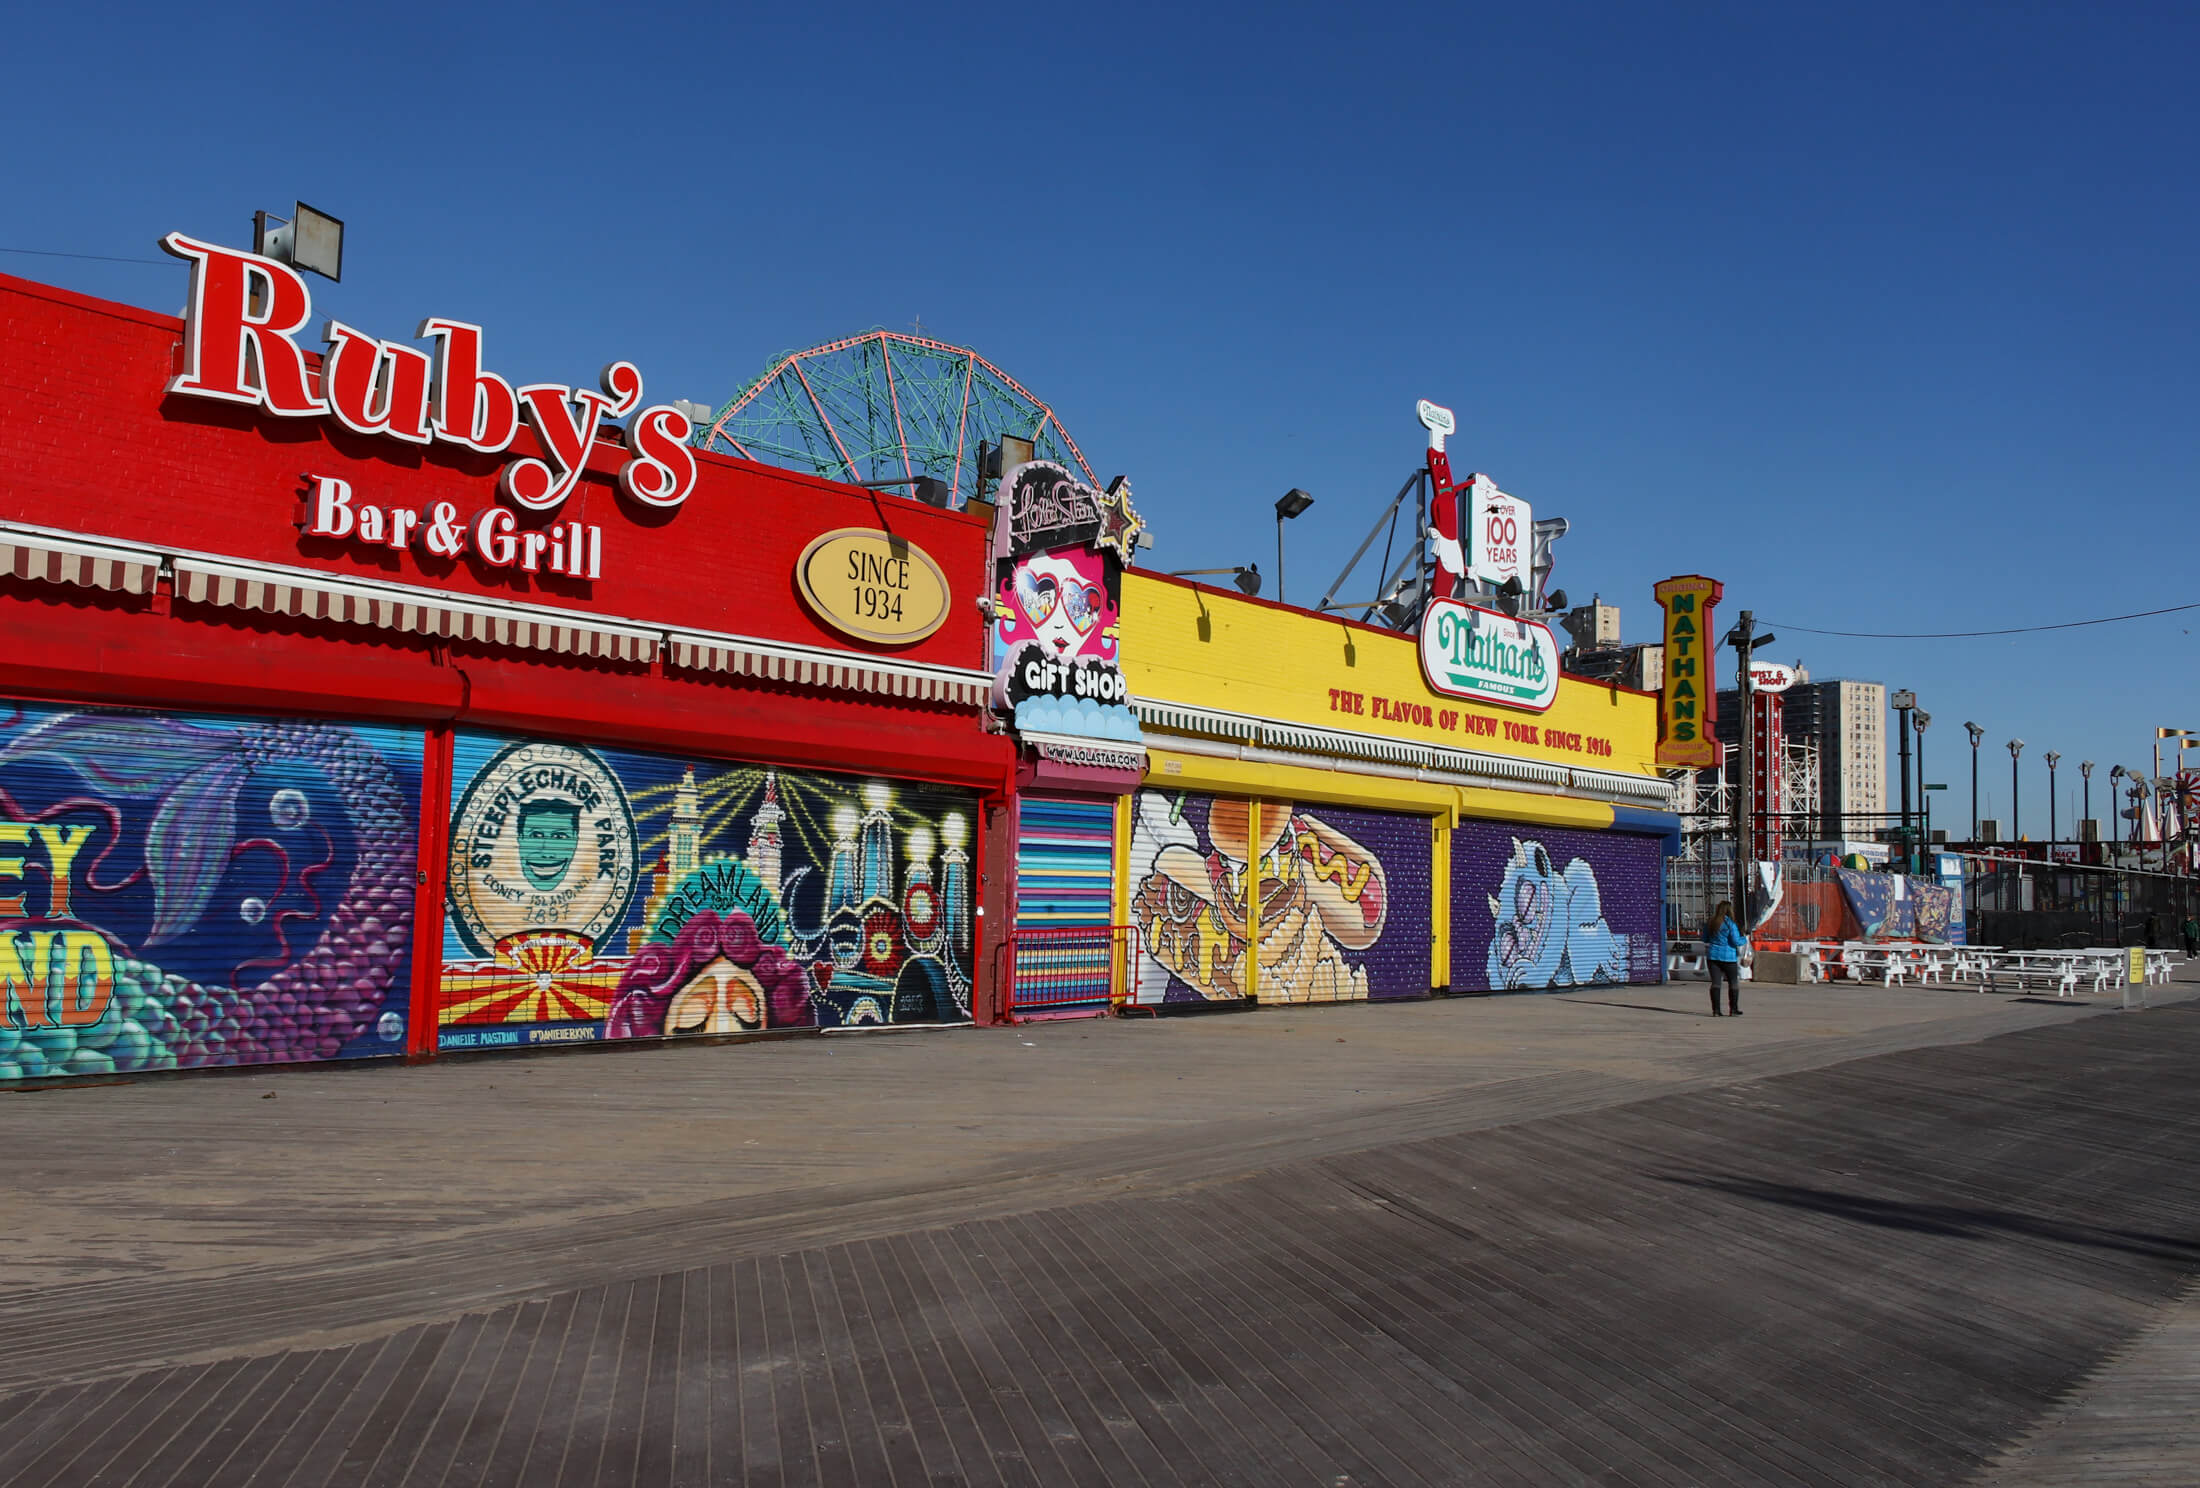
(1914, 710, 1932, 872)
(2007, 739, 2024, 843)
(1965, 722, 1984, 840)
(2043, 751, 2061, 853)
(2110, 765, 2126, 851)
(1891, 690, 1916, 870)
(2080, 761, 2094, 848)
(1274, 489, 1313, 605)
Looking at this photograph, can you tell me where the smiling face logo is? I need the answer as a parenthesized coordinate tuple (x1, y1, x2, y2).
(447, 740, 639, 958)
(517, 799, 581, 890)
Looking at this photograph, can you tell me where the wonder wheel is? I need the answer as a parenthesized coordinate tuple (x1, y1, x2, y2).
(698, 331, 1097, 509)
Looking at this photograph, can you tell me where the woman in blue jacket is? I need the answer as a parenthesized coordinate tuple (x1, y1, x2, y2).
(1704, 900, 1750, 1016)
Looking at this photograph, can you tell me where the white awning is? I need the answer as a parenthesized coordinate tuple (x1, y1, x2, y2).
(0, 527, 159, 596)
(667, 633, 990, 708)
(172, 557, 660, 662)
(2, 520, 991, 710)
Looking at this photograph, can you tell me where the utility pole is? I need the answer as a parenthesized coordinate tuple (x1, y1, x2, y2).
(1723, 610, 1776, 918)
(1891, 690, 1915, 872)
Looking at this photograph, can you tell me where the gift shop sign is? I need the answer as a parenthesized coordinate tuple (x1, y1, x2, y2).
(1418, 599, 1560, 713)
(159, 233, 700, 581)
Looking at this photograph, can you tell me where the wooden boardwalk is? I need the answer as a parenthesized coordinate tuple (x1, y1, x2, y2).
(0, 989, 2196, 1484)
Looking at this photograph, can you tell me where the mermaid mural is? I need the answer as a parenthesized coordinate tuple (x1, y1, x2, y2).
(0, 702, 422, 1081)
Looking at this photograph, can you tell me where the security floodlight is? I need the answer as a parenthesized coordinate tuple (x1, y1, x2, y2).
(2080, 760, 2095, 778)
(1167, 564, 1261, 596)
(2043, 750, 2061, 768)
(2008, 739, 2024, 756)
(254, 201, 343, 282)
(1913, 710, 1931, 731)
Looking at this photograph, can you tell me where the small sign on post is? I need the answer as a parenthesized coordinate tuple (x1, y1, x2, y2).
(2125, 945, 2149, 1010)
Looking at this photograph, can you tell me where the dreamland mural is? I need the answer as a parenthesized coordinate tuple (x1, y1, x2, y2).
(0, 700, 422, 1081)
(1127, 790, 1432, 1004)
(1451, 820, 1664, 991)
(436, 733, 976, 1048)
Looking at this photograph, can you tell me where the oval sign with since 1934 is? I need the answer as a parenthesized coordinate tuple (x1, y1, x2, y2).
(796, 527, 952, 645)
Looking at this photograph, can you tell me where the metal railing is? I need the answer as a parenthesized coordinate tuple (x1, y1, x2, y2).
(1005, 925, 1136, 1022)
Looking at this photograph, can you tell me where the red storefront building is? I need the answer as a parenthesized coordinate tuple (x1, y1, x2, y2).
(0, 241, 1014, 1084)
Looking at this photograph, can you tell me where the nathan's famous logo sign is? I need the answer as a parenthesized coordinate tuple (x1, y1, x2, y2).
(159, 232, 701, 582)
(1653, 574, 1723, 768)
(1418, 599, 1560, 713)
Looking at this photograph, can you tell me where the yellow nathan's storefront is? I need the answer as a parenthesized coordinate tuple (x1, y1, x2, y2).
(1108, 573, 1677, 1007)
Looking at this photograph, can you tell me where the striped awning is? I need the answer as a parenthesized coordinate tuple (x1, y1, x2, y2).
(172, 559, 660, 662)
(0, 529, 159, 595)
(667, 635, 989, 708)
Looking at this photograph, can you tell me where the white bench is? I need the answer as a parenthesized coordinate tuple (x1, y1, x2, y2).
(1841, 945, 1911, 986)
(1979, 953, 2081, 998)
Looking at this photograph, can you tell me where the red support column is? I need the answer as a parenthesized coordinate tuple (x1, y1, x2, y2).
(404, 723, 454, 1062)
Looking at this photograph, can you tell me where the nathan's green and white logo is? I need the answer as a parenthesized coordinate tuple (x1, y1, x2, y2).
(1419, 600, 1561, 713)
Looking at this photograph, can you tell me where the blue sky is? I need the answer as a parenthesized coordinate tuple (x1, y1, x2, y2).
(7, 1, 2195, 838)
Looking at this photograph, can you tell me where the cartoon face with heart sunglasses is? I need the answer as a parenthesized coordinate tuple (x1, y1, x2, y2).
(1000, 552, 1115, 658)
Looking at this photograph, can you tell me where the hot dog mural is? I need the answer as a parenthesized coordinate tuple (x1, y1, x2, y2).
(1451, 820, 1663, 991)
(1128, 791, 1432, 1004)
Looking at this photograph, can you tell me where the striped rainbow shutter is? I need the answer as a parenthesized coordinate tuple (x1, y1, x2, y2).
(1012, 796, 1119, 1014)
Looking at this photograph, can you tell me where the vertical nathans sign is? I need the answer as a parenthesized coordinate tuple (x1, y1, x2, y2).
(157, 233, 700, 581)
(1652, 575, 1723, 768)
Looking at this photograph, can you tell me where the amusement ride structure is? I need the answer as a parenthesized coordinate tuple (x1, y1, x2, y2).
(697, 330, 1098, 510)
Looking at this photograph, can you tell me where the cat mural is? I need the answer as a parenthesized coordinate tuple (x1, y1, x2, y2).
(1485, 837, 1629, 989)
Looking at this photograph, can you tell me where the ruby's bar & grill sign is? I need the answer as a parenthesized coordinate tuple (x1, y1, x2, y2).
(1652, 575, 1723, 768)
(159, 233, 701, 582)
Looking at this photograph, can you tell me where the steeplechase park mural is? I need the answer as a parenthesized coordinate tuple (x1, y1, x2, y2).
(437, 733, 977, 1048)
(1451, 820, 1665, 991)
(0, 700, 422, 1081)
(1127, 790, 1433, 1005)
